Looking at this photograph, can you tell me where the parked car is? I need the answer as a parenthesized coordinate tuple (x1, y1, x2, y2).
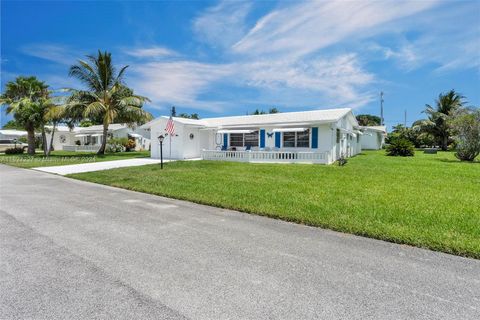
(0, 139, 28, 152)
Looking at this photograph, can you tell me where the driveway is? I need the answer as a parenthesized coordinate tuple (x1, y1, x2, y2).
(1, 164, 479, 319)
(32, 158, 164, 175)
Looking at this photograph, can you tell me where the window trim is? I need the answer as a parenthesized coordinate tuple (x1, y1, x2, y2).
(282, 129, 310, 148)
(229, 131, 259, 147)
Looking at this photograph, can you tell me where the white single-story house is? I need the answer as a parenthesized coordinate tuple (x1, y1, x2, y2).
(360, 126, 387, 150)
(141, 108, 363, 164)
(46, 123, 151, 152)
(0, 129, 28, 140)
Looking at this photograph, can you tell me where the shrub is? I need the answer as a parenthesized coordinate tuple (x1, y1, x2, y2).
(386, 139, 415, 157)
(125, 139, 136, 151)
(337, 154, 348, 166)
(5, 147, 25, 155)
(450, 109, 480, 162)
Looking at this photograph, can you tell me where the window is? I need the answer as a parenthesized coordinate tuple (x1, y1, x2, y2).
(229, 131, 259, 147)
(244, 132, 259, 147)
(283, 132, 295, 147)
(282, 130, 310, 148)
(297, 130, 309, 147)
(230, 133, 243, 147)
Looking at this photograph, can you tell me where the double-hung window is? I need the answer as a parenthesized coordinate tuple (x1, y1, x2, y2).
(282, 129, 310, 148)
(229, 131, 259, 147)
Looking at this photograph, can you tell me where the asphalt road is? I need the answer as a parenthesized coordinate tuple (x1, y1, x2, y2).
(1, 164, 479, 320)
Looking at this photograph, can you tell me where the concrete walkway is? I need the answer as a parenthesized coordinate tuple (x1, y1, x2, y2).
(32, 158, 167, 175)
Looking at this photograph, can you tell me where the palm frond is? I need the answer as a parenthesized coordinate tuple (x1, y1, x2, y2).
(84, 101, 107, 118)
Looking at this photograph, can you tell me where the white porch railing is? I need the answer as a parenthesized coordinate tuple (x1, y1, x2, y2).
(202, 150, 329, 164)
(62, 145, 100, 152)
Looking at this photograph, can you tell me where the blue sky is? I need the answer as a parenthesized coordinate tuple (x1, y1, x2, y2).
(1, 0, 479, 128)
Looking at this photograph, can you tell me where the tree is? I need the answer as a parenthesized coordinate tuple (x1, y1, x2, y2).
(415, 90, 465, 150)
(268, 108, 279, 114)
(252, 108, 280, 115)
(386, 123, 435, 148)
(44, 103, 66, 156)
(67, 50, 152, 155)
(449, 108, 480, 161)
(0, 76, 49, 155)
(2, 119, 23, 130)
(356, 114, 381, 126)
(178, 112, 200, 119)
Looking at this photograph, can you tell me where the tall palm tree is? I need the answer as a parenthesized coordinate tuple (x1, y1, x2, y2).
(415, 90, 464, 151)
(67, 50, 152, 155)
(0, 76, 49, 155)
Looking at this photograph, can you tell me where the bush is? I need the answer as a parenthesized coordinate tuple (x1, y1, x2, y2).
(450, 109, 480, 162)
(105, 137, 127, 153)
(386, 139, 415, 157)
(337, 154, 348, 166)
(5, 147, 25, 155)
(125, 139, 136, 151)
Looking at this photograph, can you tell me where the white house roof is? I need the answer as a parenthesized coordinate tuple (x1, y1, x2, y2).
(78, 123, 129, 133)
(0, 129, 28, 136)
(47, 125, 76, 132)
(361, 126, 387, 133)
(142, 108, 356, 129)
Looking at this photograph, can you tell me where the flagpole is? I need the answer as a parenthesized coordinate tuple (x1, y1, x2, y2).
(169, 133, 172, 159)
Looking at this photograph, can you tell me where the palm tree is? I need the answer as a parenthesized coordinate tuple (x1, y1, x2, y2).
(67, 50, 152, 155)
(415, 90, 465, 151)
(44, 103, 66, 156)
(0, 76, 49, 155)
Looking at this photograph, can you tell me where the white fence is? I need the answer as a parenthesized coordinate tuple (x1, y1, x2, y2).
(202, 150, 329, 164)
(62, 145, 100, 152)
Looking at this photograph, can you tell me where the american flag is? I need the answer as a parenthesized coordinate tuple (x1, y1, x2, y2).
(165, 116, 175, 135)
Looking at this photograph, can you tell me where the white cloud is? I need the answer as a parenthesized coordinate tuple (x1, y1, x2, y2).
(232, 1, 437, 58)
(241, 54, 374, 103)
(20, 44, 78, 65)
(129, 60, 234, 111)
(126, 46, 178, 58)
(193, 0, 252, 48)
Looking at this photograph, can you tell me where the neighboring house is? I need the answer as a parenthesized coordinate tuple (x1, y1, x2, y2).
(0, 129, 28, 140)
(46, 124, 151, 152)
(360, 126, 387, 150)
(141, 108, 362, 164)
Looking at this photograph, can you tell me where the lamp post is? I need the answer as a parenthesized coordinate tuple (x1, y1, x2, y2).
(157, 134, 165, 169)
(13, 138, 17, 149)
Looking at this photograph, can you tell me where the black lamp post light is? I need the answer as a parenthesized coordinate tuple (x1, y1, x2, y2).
(157, 134, 164, 169)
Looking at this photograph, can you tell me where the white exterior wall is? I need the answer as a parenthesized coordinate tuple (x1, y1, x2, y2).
(151, 119, 186, 159)
(46, 131, 77, 151)
(147, 111, 360, 164)
(361, 130, 384, 150)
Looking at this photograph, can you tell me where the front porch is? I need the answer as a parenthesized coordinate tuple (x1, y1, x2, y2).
(202, 149, 330, 164)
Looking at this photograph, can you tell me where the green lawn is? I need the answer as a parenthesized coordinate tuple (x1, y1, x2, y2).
(0, 150, 150, 168)
(69, 150, 480, 258)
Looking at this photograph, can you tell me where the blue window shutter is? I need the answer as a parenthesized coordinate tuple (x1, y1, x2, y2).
(260, 129, 265, 148)
(275, 132, 281, 148)
(312, 127, 318, 149)
(223, 133, 228, 147)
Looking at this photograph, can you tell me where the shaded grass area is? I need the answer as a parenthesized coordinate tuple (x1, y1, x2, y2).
(0, 150, 150, 168)
(69, 150, 480, 258)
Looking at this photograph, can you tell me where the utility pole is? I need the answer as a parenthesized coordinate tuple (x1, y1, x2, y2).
(380, 91, 384, 126)
(404, 109, 407, 127)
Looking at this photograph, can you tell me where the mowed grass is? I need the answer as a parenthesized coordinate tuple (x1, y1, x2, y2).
(0, 150, 150, 168)
(69, 150, 480, 258)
